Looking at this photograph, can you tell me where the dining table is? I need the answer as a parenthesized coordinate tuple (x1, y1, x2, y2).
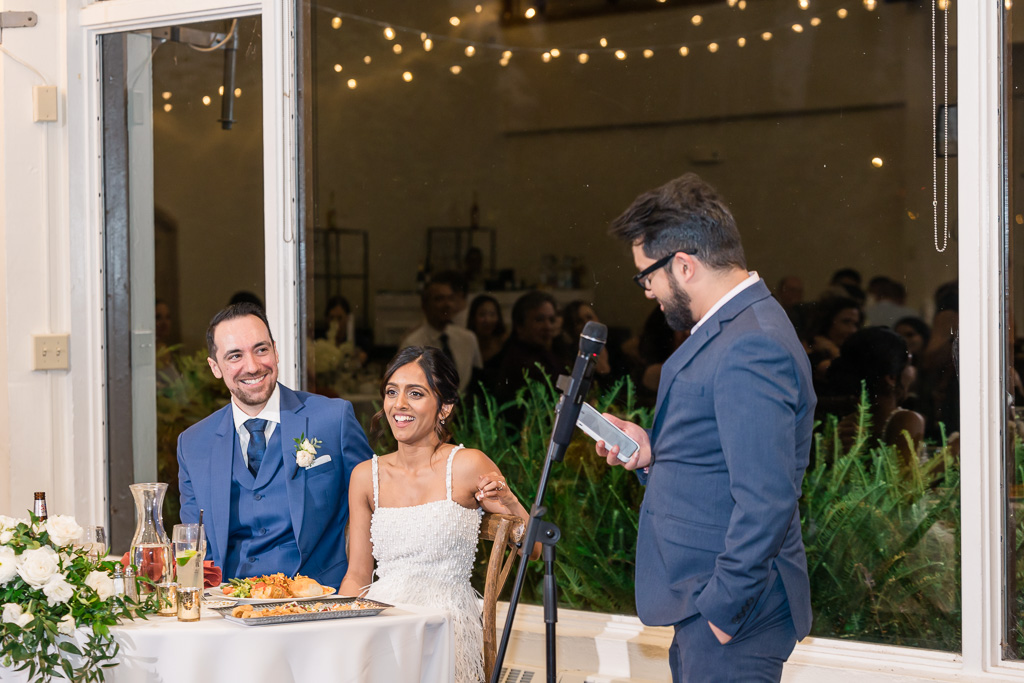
(7, 602, 454, 683)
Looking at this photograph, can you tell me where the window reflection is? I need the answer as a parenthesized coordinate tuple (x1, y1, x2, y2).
(302, 0, 960, 648)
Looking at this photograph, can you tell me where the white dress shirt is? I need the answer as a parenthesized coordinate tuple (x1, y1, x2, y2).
(690, 272, 761, 334)
(231, 383, 281, 467)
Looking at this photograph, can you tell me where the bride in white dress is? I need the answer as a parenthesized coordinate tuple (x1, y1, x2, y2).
(340, 346, 530, 683)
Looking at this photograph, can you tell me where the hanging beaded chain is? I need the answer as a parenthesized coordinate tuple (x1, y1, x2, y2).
(932, 0, 950, 253)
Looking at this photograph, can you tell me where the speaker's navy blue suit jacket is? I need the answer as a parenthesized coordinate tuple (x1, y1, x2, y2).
(177, 384, 373, 587)
(636, 279, 815, 640)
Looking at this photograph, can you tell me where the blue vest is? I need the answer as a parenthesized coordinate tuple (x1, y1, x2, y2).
(224, 426, 300, 579)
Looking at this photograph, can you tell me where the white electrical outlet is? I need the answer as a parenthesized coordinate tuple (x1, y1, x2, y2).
(33, 334, 69, 370)
(32, 86, 58, 122)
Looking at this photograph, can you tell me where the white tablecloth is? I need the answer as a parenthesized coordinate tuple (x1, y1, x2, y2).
(8, 603, 454, 683)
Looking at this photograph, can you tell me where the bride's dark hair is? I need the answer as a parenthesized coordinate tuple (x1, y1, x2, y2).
(370, 346, 461, 446)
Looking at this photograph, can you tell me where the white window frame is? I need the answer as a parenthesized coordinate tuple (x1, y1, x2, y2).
(66, 0, 300, 527)
(58, 0, 1014, 679)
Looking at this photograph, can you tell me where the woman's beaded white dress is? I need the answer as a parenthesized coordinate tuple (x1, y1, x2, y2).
(365, 445, 484, 683)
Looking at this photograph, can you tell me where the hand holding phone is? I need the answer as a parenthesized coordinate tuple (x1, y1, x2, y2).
(576, 402, 640, 463)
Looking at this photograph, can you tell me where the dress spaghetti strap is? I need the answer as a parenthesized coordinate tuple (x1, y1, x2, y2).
(371, 454, 380, 509)
(445, 444, 465, 501)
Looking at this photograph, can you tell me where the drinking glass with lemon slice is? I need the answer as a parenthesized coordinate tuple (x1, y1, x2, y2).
(172, 523, 205, 591)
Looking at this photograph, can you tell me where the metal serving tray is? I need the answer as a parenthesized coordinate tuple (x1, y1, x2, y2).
(212, 596, 392, 626)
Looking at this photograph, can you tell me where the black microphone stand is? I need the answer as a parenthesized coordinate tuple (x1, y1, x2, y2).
(490, 323, 605, 683)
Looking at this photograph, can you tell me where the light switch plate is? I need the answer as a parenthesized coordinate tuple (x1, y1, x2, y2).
(32, 85, 57, 122)
(34, 334, 69, 370)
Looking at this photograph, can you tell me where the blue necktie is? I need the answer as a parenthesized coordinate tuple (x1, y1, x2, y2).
(244, 418, 269, 477)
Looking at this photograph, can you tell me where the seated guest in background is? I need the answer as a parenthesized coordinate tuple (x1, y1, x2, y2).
(339, 347, 531, 683)
(894, 316, 931, 410)
(322, 295, 367, 364)
(809, 295, 862, 383)
(824, 326, 925, 466)
(864, 276, 918, 328)
(554, 300, 612, 378)
(467, 294, 508, 366)
(401, 274, 482, 395)
(177, 303, 373, 586)
(625, 306, 688, 406)
(494, 290, 561, 402)
(774, 275, 805, 313)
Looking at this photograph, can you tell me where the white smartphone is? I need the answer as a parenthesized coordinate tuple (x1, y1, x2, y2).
(576, 402, 640, 463)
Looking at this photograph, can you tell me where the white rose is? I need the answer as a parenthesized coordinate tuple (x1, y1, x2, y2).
(32, 520, 47, 536)
(43, 574, 75, 606)
(0, 546, 18, 585)
(15, 612, 34, 628)
(17, 546, 59, 588)
(0, 515, 17, 531)
(85, 570, 114, 600)
(58, 613, 76, 636)
(0, 530, 12, 544)
(46, 515, 84, 547)
(300, 439, 317, 454)
(296, 450, 315, 468)
(2, 603, 22, 623)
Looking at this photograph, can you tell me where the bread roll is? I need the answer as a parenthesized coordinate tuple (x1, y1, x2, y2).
(288, 576, 324, 598)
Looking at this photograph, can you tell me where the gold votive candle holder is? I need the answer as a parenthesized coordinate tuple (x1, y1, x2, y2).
(176, 587, 201, 622)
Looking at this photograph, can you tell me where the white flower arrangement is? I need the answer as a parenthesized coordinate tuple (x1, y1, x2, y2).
(0, 513, 157, 682)
(293, 433, 324, 469)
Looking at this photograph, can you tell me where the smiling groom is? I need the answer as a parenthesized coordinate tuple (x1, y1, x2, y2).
(177, 303, 373, 587)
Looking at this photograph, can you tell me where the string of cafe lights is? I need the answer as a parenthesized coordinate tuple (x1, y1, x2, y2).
(318, 0, 953, 89)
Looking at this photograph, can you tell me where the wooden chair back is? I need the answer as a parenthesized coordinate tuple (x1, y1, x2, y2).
(479, 512, 526, 682)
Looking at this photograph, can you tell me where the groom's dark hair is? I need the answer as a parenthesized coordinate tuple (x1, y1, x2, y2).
(206, 302, 275, 358)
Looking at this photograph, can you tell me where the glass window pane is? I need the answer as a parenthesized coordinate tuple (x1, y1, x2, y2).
(302, 1, 960, 649)
(102, 17, 264, 548)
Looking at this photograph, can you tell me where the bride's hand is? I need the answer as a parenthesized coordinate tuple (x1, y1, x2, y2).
(476, 472, 516, 514)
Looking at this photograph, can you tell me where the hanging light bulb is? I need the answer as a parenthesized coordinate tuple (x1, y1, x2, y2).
(161, 91, 172, 100)
(218, 85, 224, 95)
(643, 48, 654, 58)
(451, 65, 463, 74)
(347, 79, 357, 89)
(333, 63, 342, 72)
(863, 0, 877, 10)
(420, 32, 427, 41)
(542, 52, 552, 62)
(550, 48, 561, 58)
(792, 23, 804, 32)
(163, 103, 172, 112)
(384, 27, 395, 40)
(465, 45, 476, 57)
(525, 7, 536, 18)
(364, 56, 372, 64)
(707, 42, 719, 53)
(450, 16, 461, 26)
(615, 49, 627, 60)
(202, 95, 211, 105)
(1007, 0, 1013, 9)
(331, 17, 342, 29)
(475, 4, 482, 11)
(402, 71, 413, 82)
(691, 14, 703, 25)
(738, 0, 747, 8)
(502, 50, 513, 59)
(578, 52, 589, 64)
(727, 0, 738, 5)
(837, 8, 848, 17)
(234, 88, 242, 97)
(736, 37, 746, 47)
(599, 37, 608, 47)
(423, 38, 434, 51)
(810, 17, 821, 26)
(762, 31, 773, 40)
(679, 46, 690, 56)
(393, 44, 403, 54)
(799, 0, 809, 8)
(937, 0, 949, 9)
(871, 157, 883, 168)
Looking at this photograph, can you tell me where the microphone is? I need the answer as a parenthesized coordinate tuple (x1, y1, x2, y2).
(551, 321, 607, 450)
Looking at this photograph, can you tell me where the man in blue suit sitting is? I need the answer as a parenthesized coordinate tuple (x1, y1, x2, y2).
(178, 303, 373, 588)
(597, 174, 815, 682)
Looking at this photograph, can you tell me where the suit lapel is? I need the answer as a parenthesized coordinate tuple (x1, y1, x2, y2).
(278, 385, 309, 552)
(651, 279, 773, 438)
(210, 407, 235, 566)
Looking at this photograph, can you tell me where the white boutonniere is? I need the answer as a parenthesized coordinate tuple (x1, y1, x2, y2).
(293, 434, 323, 469)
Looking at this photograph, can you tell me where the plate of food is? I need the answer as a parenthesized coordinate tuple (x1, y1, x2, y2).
(213, 597, 392, 626)
(207, 573, 337, 604)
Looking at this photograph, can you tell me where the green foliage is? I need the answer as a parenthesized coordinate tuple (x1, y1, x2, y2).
(802, 399, 960, 650)
(456, 374, 650, 614)
(0, 514, 159, 682)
